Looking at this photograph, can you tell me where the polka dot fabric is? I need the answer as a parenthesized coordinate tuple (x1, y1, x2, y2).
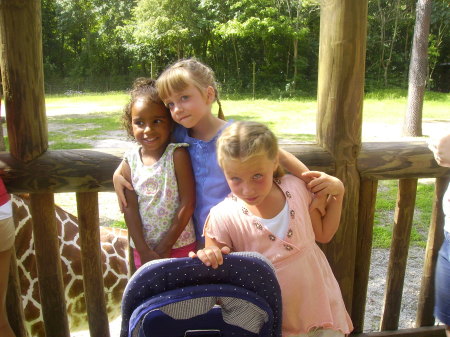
(120, 252, 282, 337)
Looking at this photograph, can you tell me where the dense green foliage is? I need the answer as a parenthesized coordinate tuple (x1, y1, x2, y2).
(42, 0, 450, 94)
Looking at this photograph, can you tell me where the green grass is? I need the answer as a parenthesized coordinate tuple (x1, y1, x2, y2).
(45, 91, 128, 109)
(372, 179, 435, 248)
(44, 89, 449, 145)
(111, 220, 127, 229)
(363, 90, 450, 126)
(47, 112, 123, 149)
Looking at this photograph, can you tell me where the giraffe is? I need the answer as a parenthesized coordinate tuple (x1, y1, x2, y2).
(12, 194, 129, 336)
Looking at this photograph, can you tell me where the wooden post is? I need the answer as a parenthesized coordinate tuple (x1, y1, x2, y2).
(352, 179, 378, 333)
(30, 193, 70, 337)
(76, 192, 111, 337)
(381, 179, 418, 330)
(316, 0, 368, 310)
(6, 246, 27, 337)
(416, 177, 449, 327)
(0, 0, 48, 162)
(0, 1, 69, 336)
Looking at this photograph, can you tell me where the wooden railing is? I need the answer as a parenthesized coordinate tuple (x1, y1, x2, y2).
(2, 141, 449, 337)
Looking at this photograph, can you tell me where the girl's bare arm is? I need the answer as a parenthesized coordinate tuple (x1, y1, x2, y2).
(309, 175, 345, 243)
(278, 148, 309, 177)
(113, 160, 134, 211)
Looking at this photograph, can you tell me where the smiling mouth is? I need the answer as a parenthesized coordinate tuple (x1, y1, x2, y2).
(143, 137, 157, 142)
(178, 115, 190, 122)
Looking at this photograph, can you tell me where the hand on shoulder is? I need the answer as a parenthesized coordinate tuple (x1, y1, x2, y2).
(302, 171, 344, 197)
(428, 133, 450, 168)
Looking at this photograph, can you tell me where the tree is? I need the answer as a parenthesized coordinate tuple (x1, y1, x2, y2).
(403, 0, 433, 137)
(427, 0, 450, 90)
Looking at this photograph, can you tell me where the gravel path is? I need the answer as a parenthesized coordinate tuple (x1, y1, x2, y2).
(364, 247, 426, 331)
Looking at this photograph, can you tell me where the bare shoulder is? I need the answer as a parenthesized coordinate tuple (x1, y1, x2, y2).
(173, 146, 190, 162)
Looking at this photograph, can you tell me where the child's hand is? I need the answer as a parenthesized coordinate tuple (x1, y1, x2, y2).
(154, 244, 171, 259)
(428, 133, 450, 168)
(188, 246, 231, 269)
(302, 171, 344, 197)
(138, 248, 161, 265)
(113, 173, 133, 212)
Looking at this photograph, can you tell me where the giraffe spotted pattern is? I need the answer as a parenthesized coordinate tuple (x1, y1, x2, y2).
(12, 194, 129, 336)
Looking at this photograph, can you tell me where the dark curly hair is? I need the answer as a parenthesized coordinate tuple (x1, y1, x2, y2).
(122, 78, 170, 139)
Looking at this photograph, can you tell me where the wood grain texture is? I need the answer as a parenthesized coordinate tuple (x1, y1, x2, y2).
(352, 179, 378, 333)
(316, 0, 368, 310)
(76, 192, 111, 337)
(351, 325, 446, 336)
(0, 149, 124, 193)
(0, 0, 47, 162)
(6, 246, 28, 337)
(358, 142, 447, 179)
(380, 179, 418, 330)
(29, 193, 70, 337)
(0, 143, 448, 193)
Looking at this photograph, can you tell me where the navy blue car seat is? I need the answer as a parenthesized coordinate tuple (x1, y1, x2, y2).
(120, 252, 282, 337)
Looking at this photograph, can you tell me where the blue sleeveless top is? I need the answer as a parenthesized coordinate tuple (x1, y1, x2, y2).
(173, 122, 232, 243)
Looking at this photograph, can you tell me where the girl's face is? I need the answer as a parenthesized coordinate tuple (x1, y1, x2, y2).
(222, 153, 278, 208)
(131, 98, 172, 154)
(163, 84, 214, 129)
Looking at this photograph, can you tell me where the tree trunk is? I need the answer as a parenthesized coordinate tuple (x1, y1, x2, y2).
(383, 0, 401, 87)
(292, 38, 298, 91)
(291, 0, 302, 92)
(403, 0, 432, 137)
(232, 38, 240, 78)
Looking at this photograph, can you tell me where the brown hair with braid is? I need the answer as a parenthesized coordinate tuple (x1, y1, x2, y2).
(156, 58, 225, 120)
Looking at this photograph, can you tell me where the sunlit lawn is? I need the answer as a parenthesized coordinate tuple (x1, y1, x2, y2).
(44, 89, 449, 144)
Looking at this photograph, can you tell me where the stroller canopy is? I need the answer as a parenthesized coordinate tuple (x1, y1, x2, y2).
(121, 252, 282, 337)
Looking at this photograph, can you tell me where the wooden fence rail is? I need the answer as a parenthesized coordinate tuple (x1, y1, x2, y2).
(0, 142, 447, 193)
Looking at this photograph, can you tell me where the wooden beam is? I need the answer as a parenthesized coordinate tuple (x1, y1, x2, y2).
(358, 142, 446, 179)
(0, 149, 123, 193)
(0, 143, 448, 193)
(380, 179, 418, 330)
(30, 193, 70, 337)
(0, 0, 47, 162)
(351, 325, 446, 336)
(352, 179, 378, 333)
(6, 246, 27, 337)
(76, 192, 111, 337)
(280, 144, 335, 173)
(316, 0, 368, 310)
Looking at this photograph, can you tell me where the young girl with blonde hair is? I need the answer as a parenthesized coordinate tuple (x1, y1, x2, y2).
(191, 121, 353, 337)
